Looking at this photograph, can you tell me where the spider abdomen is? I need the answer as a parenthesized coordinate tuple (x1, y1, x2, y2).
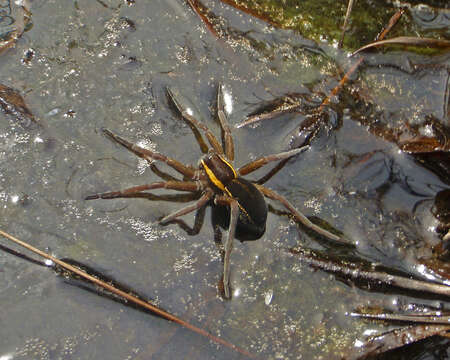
(213, 177, 268, 241)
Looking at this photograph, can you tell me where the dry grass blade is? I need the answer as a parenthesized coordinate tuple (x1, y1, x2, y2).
(338, 0, 355, 48)
(351, 36, 450, 56)
(344, 324, 450, 360)
(0, 229, 256, 359)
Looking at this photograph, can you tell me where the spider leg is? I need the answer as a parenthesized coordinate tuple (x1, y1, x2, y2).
(162, 204, 206, 236)
(255, 185, 342, 242)
(146, 192, 201, 202)
(102, 128, 196, 179)
(217, 83, 234, 161)
(238, 146, 309, 176)
(167, 87, 209, 155)
(254, 158, 289, 185)
(159, 190, 213, 224)
(214, 195, 239, 299)
(254, 120, 323, 185)
(106, 192, 201, 202)
(166, 87, 224, 155)
(85, 181, 201, 200)
(149, 163, 181, 182)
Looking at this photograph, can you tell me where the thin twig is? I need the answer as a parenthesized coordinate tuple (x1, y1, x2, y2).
(318, 57, 363, 111)
(376, 9, 404, 41)
(0, 229, 256, 359)
(338, 0, 355, 48)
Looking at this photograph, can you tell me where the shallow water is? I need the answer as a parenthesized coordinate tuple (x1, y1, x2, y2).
(0, 1, 449, 359)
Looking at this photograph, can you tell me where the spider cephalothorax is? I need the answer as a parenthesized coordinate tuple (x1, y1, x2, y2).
(200, 151, 268, 240)
(86, 84, 341, 298)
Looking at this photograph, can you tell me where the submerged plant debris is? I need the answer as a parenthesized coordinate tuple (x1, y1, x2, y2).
(0, 83, 36, 127)
(0, 0, 32, 55)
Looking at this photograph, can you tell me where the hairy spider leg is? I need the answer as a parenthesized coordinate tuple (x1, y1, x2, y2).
(238, 146, 309, 176)
(163, 204, 207, 236)
(255, 185, 341, 242)
(254, 120, 324, 185)
(85, 180, 201, 200)
(108, 192, 201, 202)
(166, 87, 224, 156)
(159, 190, 213, 224)
(149, 163, 183, 182)
(254, 157, 289, 185)
(102, 128, 196, 179)
(167, 87, 209, 155)
(216, 83, 234, 161)
(214, 195, 239, 299)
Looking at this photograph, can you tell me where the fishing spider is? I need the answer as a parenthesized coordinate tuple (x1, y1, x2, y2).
(86, 84, 340, 298)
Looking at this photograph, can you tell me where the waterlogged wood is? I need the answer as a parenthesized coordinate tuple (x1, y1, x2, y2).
(351, 36, 450, 56)
(0, 83, 36, 127)
(352, 311, 450, 325)
(343, 324, 450, 360)
(290, 247, 450, 297)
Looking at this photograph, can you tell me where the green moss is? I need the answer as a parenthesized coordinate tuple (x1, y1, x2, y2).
(228, 0, 449, 51)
